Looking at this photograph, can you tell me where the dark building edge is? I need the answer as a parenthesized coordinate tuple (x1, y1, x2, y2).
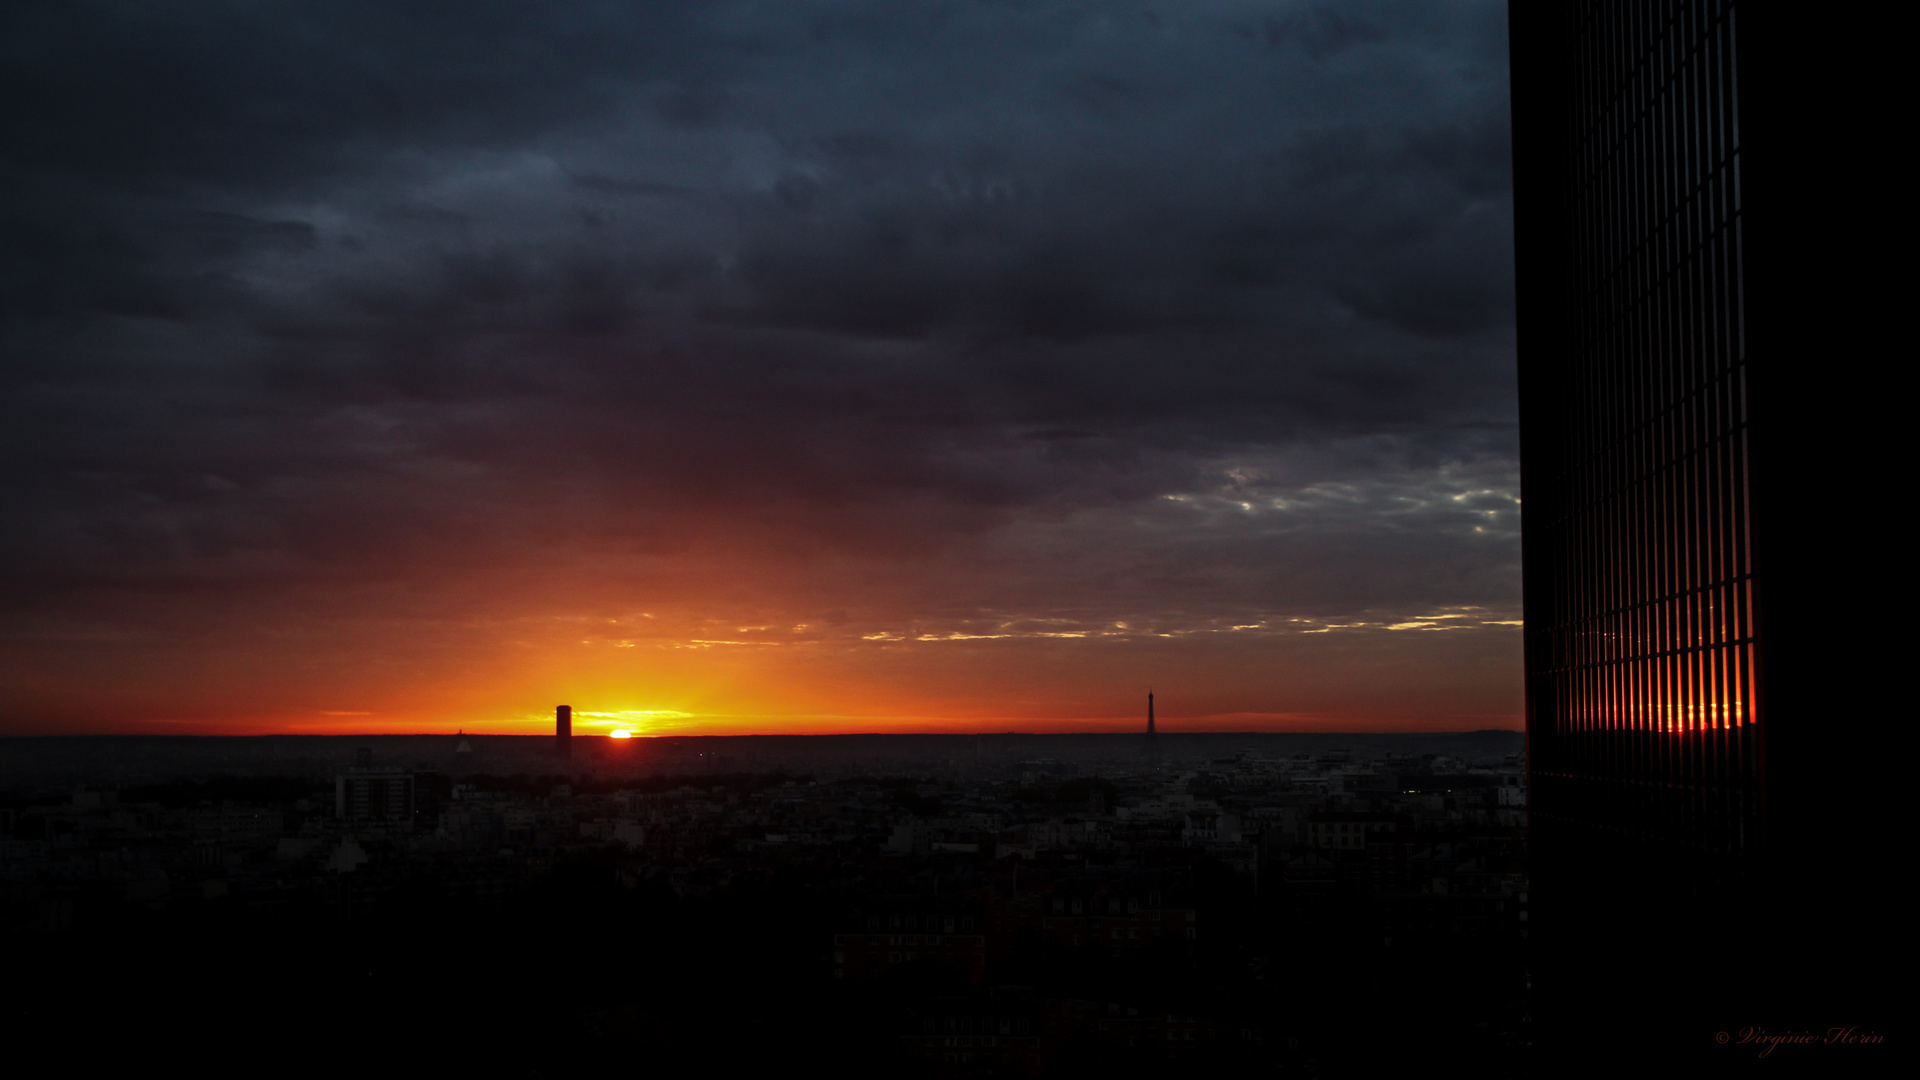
(1511, 0, 1898, 1065)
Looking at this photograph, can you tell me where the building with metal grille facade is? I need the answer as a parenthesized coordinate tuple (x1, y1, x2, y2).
(1511, 0, 1896, 1052)
(1516, 1, 1756, 866)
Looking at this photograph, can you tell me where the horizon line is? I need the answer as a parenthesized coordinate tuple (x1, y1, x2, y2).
(0, 728, 1525, 739)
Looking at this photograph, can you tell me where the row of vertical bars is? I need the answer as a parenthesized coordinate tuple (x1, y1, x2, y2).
(1525, 0, 1759, 858)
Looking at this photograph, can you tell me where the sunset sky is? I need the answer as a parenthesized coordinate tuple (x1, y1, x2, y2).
(0, 2, 1518, 736)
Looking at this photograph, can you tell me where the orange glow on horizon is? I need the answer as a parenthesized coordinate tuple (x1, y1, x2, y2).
(87, 709, 1521, 738)
(3, 597, 1525, 736)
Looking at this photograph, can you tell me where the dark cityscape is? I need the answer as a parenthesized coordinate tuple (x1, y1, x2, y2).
(1, 1, 1895, 1075)
(6, 724, 1534, 1074)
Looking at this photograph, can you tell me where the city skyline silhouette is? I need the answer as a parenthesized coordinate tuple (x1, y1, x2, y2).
(1, 2, 1893, 1074)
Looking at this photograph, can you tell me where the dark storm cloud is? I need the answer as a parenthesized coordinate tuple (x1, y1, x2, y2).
(0, 2, 1515, 640)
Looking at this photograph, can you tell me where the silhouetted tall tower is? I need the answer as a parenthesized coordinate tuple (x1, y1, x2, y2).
(1511, 0, 1892, 1057)
(1146, 692, 1155, 736)
(555, 705, 572, 758)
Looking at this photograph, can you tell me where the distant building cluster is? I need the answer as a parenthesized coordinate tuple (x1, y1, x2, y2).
(1, 730, 1527, 1071)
